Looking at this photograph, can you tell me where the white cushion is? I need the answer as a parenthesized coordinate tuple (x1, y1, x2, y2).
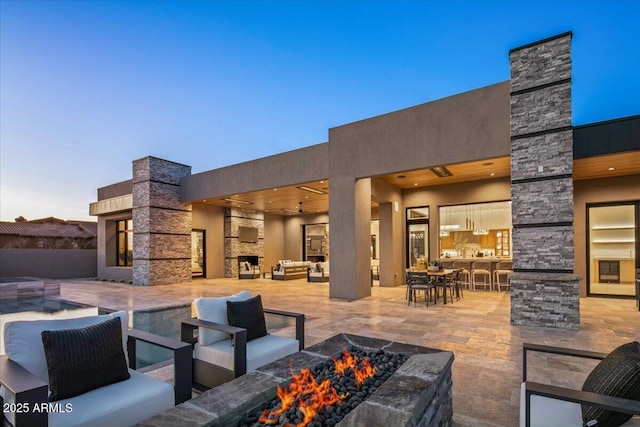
(3, 311, 128, 383)
(1, 369, 173, 427)
(519, 382, 640, 427)
(194, 334, 300, 372)
(194, 291, 251, 345)
(272, 270, 285, 277)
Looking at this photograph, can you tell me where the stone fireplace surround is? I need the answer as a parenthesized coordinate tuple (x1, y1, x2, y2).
(139, 334, 454, 427)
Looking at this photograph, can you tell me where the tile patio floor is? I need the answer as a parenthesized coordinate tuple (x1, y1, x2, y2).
(57, 277, 640, 427)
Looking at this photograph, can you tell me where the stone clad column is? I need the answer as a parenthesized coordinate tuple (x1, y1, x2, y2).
(509, 32, 581, 329)
(224, 208, 264, 278)
(132, 157, 192, 286)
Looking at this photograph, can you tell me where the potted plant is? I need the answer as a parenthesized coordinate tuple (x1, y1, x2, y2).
(428, 259, 442, 272)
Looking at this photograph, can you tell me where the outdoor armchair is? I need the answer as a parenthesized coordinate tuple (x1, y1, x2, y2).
(181, 291, 305, 391)
(521, 342, 640, 427)
(0, 311, 192, 427)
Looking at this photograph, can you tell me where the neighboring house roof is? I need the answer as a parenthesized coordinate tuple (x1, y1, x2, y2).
(0, 218, 97, 239)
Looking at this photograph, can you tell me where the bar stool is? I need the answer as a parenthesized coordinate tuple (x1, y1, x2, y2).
(494, 261, 513, 291)
(471, 261, 492, 290)
(452, 261, 470, 290)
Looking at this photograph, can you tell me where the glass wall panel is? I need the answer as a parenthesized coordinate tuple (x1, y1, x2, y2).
(406, 206, 429, 268)
(588, 204, 637, 296)
(438, 201, 511, 259)
(116, 219, 133, 266)
(191, 230, 205, 277)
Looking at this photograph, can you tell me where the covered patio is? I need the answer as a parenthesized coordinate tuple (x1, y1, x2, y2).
(56, 277, 640, 426)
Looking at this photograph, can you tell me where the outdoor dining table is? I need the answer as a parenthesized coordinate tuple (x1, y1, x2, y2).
(413, 268, 457, 305)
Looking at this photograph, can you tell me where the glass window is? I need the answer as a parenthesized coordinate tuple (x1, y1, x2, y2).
(116, 219, 133, 266)
(588, 204, 637, 297)
(438, 201, 512, 259)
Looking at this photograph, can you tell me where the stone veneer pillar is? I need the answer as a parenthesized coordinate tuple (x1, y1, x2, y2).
(509, 32, 581, 329)
(224, 208, 264, 278)
(132, 157, 192, 286)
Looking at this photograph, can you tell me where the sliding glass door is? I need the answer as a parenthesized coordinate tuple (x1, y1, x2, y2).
(587, 203, 638, 297)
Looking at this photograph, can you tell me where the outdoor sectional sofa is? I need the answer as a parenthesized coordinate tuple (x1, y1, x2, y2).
(307, 262, 329, 282)
(271, 260, 311, 280)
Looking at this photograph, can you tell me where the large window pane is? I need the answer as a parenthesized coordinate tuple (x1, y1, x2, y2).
(588, 204, 637, 296)
(438, 201, 512, 259)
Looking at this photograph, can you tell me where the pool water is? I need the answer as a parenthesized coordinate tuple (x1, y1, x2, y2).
(0, 297, 99, 355)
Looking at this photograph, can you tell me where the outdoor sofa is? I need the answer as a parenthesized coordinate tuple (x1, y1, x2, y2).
(271, 260, 311, 280)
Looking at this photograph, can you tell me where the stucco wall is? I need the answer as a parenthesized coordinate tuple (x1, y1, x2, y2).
(0, 249, 97, 279)
(264, 213, 285, 272)
(328, 81, 511, 180)
(192, 204, 225, 278)
(180, 143, 329, 202)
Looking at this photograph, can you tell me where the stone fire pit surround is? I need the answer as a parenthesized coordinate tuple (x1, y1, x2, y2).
(138, 334, 454, 427)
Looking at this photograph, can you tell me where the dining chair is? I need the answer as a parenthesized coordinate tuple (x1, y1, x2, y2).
(452, 261, 471, 290)
(407, 272, 435, 307)
(471, 261, 492, 290)
(447, 269, 463, 300)
(405, 268, 414, 302)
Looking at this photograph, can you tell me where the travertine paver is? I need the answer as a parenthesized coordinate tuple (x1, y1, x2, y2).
(57, 278, 640, 427)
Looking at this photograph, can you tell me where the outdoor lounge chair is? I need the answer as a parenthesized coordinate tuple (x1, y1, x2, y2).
(0, 311, 191, 427)
(181, 291, 305, 391)
(521, 342, 640, 427)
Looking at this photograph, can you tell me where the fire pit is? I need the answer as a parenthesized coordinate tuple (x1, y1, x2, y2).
(138, 334, 454, 427)
(241, 346, 408, 426)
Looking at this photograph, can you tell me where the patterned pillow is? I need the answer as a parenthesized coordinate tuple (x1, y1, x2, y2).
(41, 317, 130, 401)
(227, 295, 268, 342)
(581, 341, 640, 427)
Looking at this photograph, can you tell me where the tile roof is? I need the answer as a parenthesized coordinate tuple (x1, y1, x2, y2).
(0, 218, 97, 239)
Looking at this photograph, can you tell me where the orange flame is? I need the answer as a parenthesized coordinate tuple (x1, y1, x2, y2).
(258, 349, 377, 427)
(354, 357, 376, 387)
(331, 349, 377, 387)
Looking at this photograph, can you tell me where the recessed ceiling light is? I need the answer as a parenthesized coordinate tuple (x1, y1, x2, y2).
(273, 188, 277, 191)
(414, 183, 419, 186)
(202, 199, 206, 202)
(269, 201, 272, 204)
(491, 173, 495, 176)
(608, 167, 615, 171)
(320, 180, 324, 184)
(305, 196, 309, 199)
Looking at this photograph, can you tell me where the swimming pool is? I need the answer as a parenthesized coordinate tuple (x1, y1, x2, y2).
(0, 297, 99, 355)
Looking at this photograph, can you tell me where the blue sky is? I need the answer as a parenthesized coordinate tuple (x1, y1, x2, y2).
(1, 0, 638, 222)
